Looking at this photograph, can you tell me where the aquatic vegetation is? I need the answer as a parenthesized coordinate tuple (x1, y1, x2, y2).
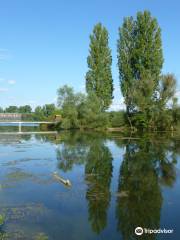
(1, 170, 53, 189)
(2, 157, 41, 166)
(0, 214, 5, 226)
(0, 203, 48, 221)
(35, 232, 49, 240)
(6, 170, 33, 181)
(0, 230, 27, 240)
(0, 232, 8, 240)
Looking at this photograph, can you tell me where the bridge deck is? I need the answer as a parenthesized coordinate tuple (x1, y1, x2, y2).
(0, 121, 55, 124)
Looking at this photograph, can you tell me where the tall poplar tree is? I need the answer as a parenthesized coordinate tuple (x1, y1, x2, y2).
(86, 23, 113, 110)
(117, 11, 164, 126)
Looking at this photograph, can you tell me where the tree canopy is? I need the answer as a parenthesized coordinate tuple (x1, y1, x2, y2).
(117, 11, 178, 130)
(86, 23, 113, 110)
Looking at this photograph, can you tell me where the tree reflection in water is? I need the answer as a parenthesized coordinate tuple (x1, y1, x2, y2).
(85, 138, 113, 234)
(56, 131, 90, 172)
(115, 138, 177, 240)
(56, 132, 113, 234)
(54, 132, 178, 238)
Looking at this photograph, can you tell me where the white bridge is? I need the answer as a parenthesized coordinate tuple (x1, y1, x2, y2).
(0, 113, 56, 133)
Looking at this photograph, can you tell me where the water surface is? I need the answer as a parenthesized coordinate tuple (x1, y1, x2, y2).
(0, 131, 180, 239)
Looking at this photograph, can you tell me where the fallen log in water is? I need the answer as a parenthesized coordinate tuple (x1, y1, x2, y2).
(53, 172, 72, 187)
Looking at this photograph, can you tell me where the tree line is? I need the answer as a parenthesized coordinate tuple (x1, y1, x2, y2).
(0, 104, 60, 121)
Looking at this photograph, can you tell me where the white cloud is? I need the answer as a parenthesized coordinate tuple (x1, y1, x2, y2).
(0, 87, 8, 92)
(109, 98, 126, 111)
(109, 103, 125, 111)
(8, 79, 16, 85)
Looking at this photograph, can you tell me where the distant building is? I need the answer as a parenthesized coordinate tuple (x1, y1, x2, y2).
(0, 113, 22, 122)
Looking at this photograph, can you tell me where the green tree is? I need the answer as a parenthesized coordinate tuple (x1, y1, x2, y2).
(171, 97, 180, 127)
(34, 106, 45, 120)
(5, 105, 19, 113)
(19, 105, 32, 113)
(117, 11, 163, 128)
(86, 23, 113, 110)
(57, 85, 109, 130)
(57, 85, 85, 129)
(150, 74, 177, 130)
(158, 74, 176, 108)
(117, 16, 135, 116)
(108, 111, 126, 127)
(42, 104, 56, 117)
(78, 93, 109, 130)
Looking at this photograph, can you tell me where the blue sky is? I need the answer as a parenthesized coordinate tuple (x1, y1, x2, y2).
(0, 0, 180, 110)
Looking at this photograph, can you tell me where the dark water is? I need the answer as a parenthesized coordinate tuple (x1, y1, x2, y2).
(0, 131, 180, 240)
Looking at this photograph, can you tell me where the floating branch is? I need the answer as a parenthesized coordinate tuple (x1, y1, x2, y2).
(53, 172, 72, 187)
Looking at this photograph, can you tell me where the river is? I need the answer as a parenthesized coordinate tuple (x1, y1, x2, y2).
(0, 130, 180, 239)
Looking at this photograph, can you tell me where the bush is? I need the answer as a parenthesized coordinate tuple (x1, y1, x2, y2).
(109, 111, 125, 127)
(57, 86, 109, 130)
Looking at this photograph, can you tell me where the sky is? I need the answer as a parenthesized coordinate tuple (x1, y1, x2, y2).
(0, 0, 180, 110)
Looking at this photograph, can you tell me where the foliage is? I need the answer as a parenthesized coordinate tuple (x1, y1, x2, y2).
(4, 105, 19, 113)
(86, 23, 113, 110)
(33, 104, 58, 121)
(108, 111, 126, 127)
(157, 74, 176, 108)
(57, 85, 109, 130)
(117, 11, 179, 131)
(78, 93, 109, 129)
(148, 74, 177, 130)
(34, 106, 46, 121)
(171, 98, 180, 127)
(18, 105, 32, 114)
(57, 85, 83, 129)
(42, 104, 56, 118)
(118, 11, 163, 114)
(117, 16, 136, 114)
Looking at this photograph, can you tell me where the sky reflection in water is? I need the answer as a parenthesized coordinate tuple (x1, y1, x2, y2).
(0, 131, 180, 240)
